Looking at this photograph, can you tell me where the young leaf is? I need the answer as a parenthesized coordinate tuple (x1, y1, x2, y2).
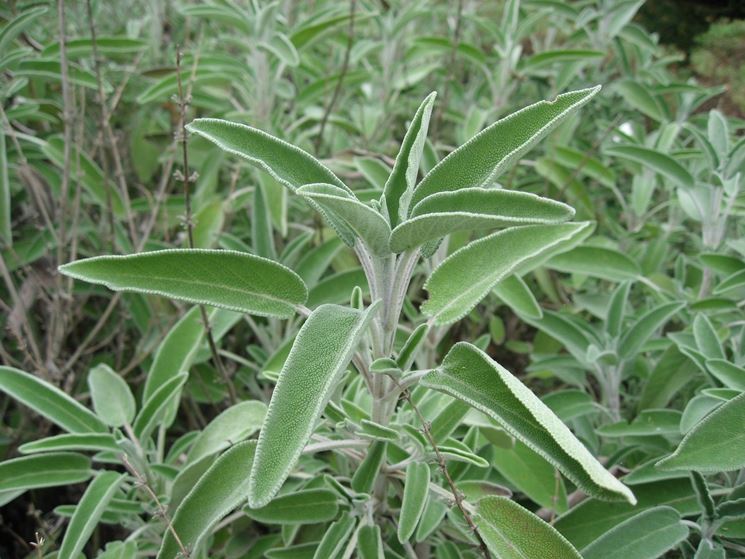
(88, 364, 135, 427)
(59, 471, 124, 559)
(158, 441, 257, 559)
(313, 513, 356, 559)
(0, 366, 106, 433)
(493, 275, 543, 320)
(475, 496, 582, 559)
(351, 441, 387, 494)
(617, 302, 684, 359)
(410, 86, 600, 208)
(249, 303, 378, 507)
(423, 222, 593, 325)
(19, 433, 119, 454)
(580, 507, 688, 559)
(60, 249, 308, 318)
(546, 246, 640, 281)
(133, 373, 188, 441)
(421, 343, 636, 503)
(297, 183, 392, 256)
(244, 488, 339, 524)
(185, 118, 348, 192)
(187, 401, 267, 463)
(693, 314, 724, 359)
(390, 188, 575, 252)
(398, 462, 430, 543)
(606, 281, 632, 337)
(383, 92, 436, 226)
(706, 359, 745, 391)
(606, 145, 694, 190)
(358, 525, 384, 559)
(657, 391, 745, 472)
(0, 452, 92, 492)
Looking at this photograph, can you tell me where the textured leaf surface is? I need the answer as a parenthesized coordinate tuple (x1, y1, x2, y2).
(0, 366, 106, 433)
(618, 302, 684, 359)
(657, 392, 745, 472)
(398, 462, 430, 542)
(187, 401, 267, 463)
(60, 249, 307, 318)
(249, 303, 377, 507)
(421, 343, 635, 503)
(158, 441, 257, 559)
(133, 373, 188, 441)
(244, 488, 339, 524)
(0, 452, 91, 492)
(606, 145, 694, 190)
(410, 86, 600, 207)
(390, 188, 574, 252)
(423, 222, 593, 325)
(581, 507, 688, 559)
(18, 433, 119, 454)
(546, 246, 640, 281)
(59, 471, 124, 559)
(88, 364, 135, 427)
(493, 275, 543, 319)
(475, 496, 582, 558)
(298, 183, 391, 256)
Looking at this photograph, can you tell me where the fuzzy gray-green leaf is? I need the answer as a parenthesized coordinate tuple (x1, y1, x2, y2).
(88, 364, 135, 427)
(398, 462, 430, 542)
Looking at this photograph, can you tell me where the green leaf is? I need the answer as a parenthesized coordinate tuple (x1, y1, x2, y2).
(398, 462, 430, 542)
(421, 343, 635, 503)
(0, 366, 106, 433)
(185, 118, 347, 192)
(351, 441, 387, 494)
(297, 183, 391, 256)
(0, 452, 91, 492)
(133, 373, 188, 441)
(607, 282, 632, 338)
(423, 222, 593, 325)
(606, 145, 694, 190)
(383, 92, 437, 226)
(693, 314, 724, 359)
(313, 513, 356, 559)
(617, 81, 665, 122)
(60, 249, 308, 318)
(158, 441, 257, 559)
(357, 525, 384, 559)
(88, 364, 135, 427)
(59, 471, 124, 559)
(657, 391, 745, 472)
(390, 188, 575, 252)
(16, 60, 110, 92)
(187, 400, 267, 463)
(521, 49, 604, 70)
(410, 86, 600, 207)
(493, 275, 543, 319)
(546, 246, 640, 281)
(0, 131, 10, 246)
(0, 6, 48, 55)
(581, 507, 688, 559)
(617, 302, 684, 359)
(706, 359, 745, 391)
(249, 303, 378, 507)
(244, 488, 339, 524)
(475, 496, 582, 559)
(18, 433, 119, 454)
(714, 269, 745, 294)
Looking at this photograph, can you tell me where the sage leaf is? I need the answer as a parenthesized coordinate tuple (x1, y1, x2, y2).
(390, 188, 575, 252)
(706, 359, 745, 391)
(546, 246, 640, 281)
(475, 496, 582, 559)
(59, 471, 124, 559)
(657, 391, 745, 472)
(421, 343, 635, 503)
(358, 524, 384, 559)
(60, 249, 308, 318)
(618, 302, 684, 359)
(249, 303, 378, 507)
(383, 92, 437, 225)
(493, 275, 543, 319)
(244, 488, 339, 524)
(187, 400, 266, 463)
(313, 513, 356, 559)
(410, 86, 600, 207)
(158, 441, 257, 559)
(423, 222, 593, 325)
(88, 364, 135, 427)
(0, 366, 106, 433)
(693, 314, 724, 359)
(606, 145, 694, 190)
(351, 441, 387, 494)
(297, 183, 391, 256)
(581, 507, 688, 559)
(19, 433, 119, 454)
(0, 452, 92, 492)
(133, 373, 188, 441)
(398, 462, 430, 542)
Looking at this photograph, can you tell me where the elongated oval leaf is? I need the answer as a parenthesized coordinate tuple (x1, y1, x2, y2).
(618, 302, 684, 359)
(297, 183, 391, 256)
(59, 249, 308, 318)
(398, 462, 430, 542)
(391, 188, 575, 252)
(313, 514, 356, 559)
(475, 496, 582, 559)
(546, 246, 640, 281)
(0, 6, 48, 54)
(0, 366, 106, 433)
(187, 400, 267, 463)
(158, 441, 257, 559)
(422, 343, 635, 503)
(581, 506, 688, 559)
(410, 86, 600, 208)
(248, 303, 378, 507)
(19, 433, 119, 454)
(0, 452, 92, 492)
(88, 364, 135, 427)
(493, 274, 543, 319)
(59, 471, 124, 559)
(244, 488, 339, 524)
(606, 145, 694, 190)
(351, 441, 387, 494)
(657, 391, 745, 472)
(423, 222, 593, 325)
(383, 92, 437, 225)
(133, 373, 188, 441)
(706, 359, 745, 391)
(358, 525, 384, 559)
